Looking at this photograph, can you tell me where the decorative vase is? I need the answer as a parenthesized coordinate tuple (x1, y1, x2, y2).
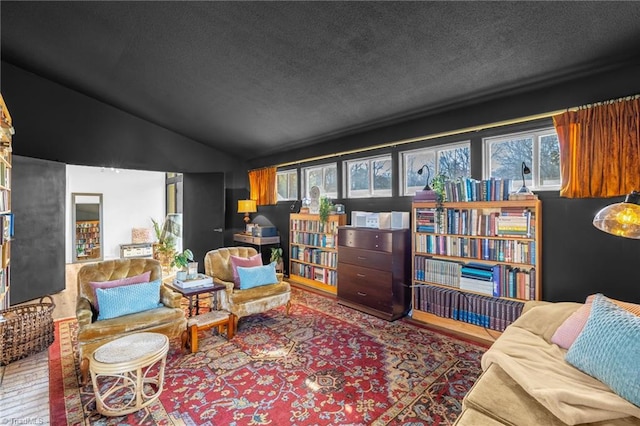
(187, 261, 198, 280)
(176, 270, 187, 281)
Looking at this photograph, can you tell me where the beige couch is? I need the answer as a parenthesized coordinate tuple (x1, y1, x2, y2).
(204, 247, 291, 334)
(455, 301, 640, 426)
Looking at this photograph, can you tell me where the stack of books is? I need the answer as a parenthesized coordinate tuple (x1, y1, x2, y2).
(174, 273, 213, 289)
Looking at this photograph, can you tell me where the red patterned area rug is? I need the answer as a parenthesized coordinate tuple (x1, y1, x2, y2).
(49, 287, 487, 425)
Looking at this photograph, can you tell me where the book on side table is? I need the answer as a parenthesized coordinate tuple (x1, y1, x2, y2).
(174, 273, 213, 289)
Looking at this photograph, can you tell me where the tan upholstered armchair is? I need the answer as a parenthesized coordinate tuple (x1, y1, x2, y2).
(204, 247, 291, 335)
(76, 258, 186, 384)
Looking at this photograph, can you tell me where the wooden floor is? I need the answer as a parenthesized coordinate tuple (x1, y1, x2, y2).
(0, 263, 81, 423)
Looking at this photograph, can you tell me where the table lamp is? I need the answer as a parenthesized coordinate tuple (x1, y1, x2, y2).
(238, 199, 257, 224)
(417, 164, 431, 190)
(593, 191, 640, 239)
(516, 161, 532, 194)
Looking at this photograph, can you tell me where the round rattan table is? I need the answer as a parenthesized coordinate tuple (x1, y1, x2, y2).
(89, 332, 169, 417)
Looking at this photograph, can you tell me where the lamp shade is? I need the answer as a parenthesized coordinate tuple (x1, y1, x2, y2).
(593, 191, 640, 239)
(237, 199, 257, 214)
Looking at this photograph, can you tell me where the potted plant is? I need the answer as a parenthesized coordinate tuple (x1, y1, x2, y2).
(270, 247, 284, 274)
(151, 217, 176, 270)
(171, 249, 194, 281)
(318, 196, 333, 225)
(431, 174, 447, 230)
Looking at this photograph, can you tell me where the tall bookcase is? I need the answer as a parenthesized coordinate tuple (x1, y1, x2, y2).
(0, 95, 13, 310)
(75, 220, 101, 260)
(411, 199, 541, 342)
(289, 213, 347, 294)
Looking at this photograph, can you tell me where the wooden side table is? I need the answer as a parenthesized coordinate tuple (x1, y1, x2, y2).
(89, 332, 169, 417)
(165, 282, 226, 317)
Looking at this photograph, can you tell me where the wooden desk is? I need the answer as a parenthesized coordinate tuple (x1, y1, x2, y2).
(233, 233, 280, 247)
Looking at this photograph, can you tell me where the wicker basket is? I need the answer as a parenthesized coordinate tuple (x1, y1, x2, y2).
(0, 295, 56, 365)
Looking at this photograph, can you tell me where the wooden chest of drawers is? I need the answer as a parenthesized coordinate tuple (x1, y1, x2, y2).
(337, 227, 410, 321)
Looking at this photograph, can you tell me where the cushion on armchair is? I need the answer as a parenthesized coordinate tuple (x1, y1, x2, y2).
(88, 270, 151, 309)
(230, 253, 263, 288)
(237, 262, 278, 289)
(96, 279, 163, 320)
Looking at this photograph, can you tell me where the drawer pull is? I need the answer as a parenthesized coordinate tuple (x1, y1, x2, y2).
(357, 256, 367, 260)
(357, 291, 367, 297)
(356, 273, 366, 278)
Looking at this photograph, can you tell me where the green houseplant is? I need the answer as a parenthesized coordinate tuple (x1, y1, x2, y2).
(172, 248, 194, 280)
(151, 217, 176, 270)
(318, 196, 333, 225)
(270, 247, 284, 273)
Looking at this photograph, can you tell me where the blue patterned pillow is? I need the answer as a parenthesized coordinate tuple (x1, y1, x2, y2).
(566, 293, 640, 407)
(237, 262, 278, 290)
(96, 279, 163, 321)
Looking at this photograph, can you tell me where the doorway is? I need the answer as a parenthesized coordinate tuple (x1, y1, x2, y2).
(72, 193, 103, 263)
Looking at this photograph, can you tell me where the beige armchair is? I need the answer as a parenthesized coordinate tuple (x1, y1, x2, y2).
(76, 258, 186, 384)
(204, 247, 291, 335)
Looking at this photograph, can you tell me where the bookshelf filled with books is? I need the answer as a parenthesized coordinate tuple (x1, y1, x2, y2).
(0, 95, 13, 310)
(76, 220, 101, 259)
(411, 199, 542, 342)
(289, 213, 347, 294)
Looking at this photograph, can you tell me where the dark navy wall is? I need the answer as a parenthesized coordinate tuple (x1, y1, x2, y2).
(250, 60, 640, 304)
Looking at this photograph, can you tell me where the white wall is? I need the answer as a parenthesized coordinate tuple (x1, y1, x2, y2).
(66, 165, 166, 263)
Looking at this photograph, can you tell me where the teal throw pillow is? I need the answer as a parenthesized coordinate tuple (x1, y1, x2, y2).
(566, 293, 640, 407)
(237, 262, 278, 290)
(96, 279, 163, 321)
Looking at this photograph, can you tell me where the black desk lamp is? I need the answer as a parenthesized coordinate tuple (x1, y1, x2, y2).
(417, 164, 431, 190)
(516, 162, 532, 194)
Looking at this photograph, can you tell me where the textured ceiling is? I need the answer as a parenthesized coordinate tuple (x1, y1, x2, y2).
(3, 1, 640, 161)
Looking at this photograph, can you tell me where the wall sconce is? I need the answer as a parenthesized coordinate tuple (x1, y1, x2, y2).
(516, 162, 532, 193)
(237, 199, 257, 224)
(417, 164, 431, 190)
(593, 191, 640, 239)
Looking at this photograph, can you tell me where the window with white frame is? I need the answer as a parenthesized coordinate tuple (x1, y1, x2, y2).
(276, 169, 298, 201)
(344, 154, 392, 198)
(400, 142, 471, 196)
(483, 128, 560, 191)
(302, 163, 338, 200)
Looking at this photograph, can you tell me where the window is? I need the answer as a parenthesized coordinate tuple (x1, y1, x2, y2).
(344, 154, 392, 198)
(400, 142, 471, 196)
(484, 128, 560, 191)
(276, 169, 298, 201)
(302, 163, 338, 199)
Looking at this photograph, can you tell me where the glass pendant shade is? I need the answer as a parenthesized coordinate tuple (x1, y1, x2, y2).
(593, 191, 640, 239)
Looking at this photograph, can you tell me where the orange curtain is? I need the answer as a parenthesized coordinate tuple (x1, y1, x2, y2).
(553, 97, 640, 198)
(248, 167, 277, 205)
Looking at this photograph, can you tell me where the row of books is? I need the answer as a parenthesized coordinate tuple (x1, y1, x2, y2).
(290, 219, 341, 234)
(0, 213, 13, 245)
(415, 207, 535, 237)
(0, 266, 8, 295)
(414, 284, 524, 331)
(290, 263, 337, 286)
(290, 231, 337, 248)
(414, 235, 536, 265)
(0, 162, 9, 188)
(290, 246, 337, 268)
(0, 190, 8, 212)
(443, 177, 513, 202)
(414, 256, 537, 300)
